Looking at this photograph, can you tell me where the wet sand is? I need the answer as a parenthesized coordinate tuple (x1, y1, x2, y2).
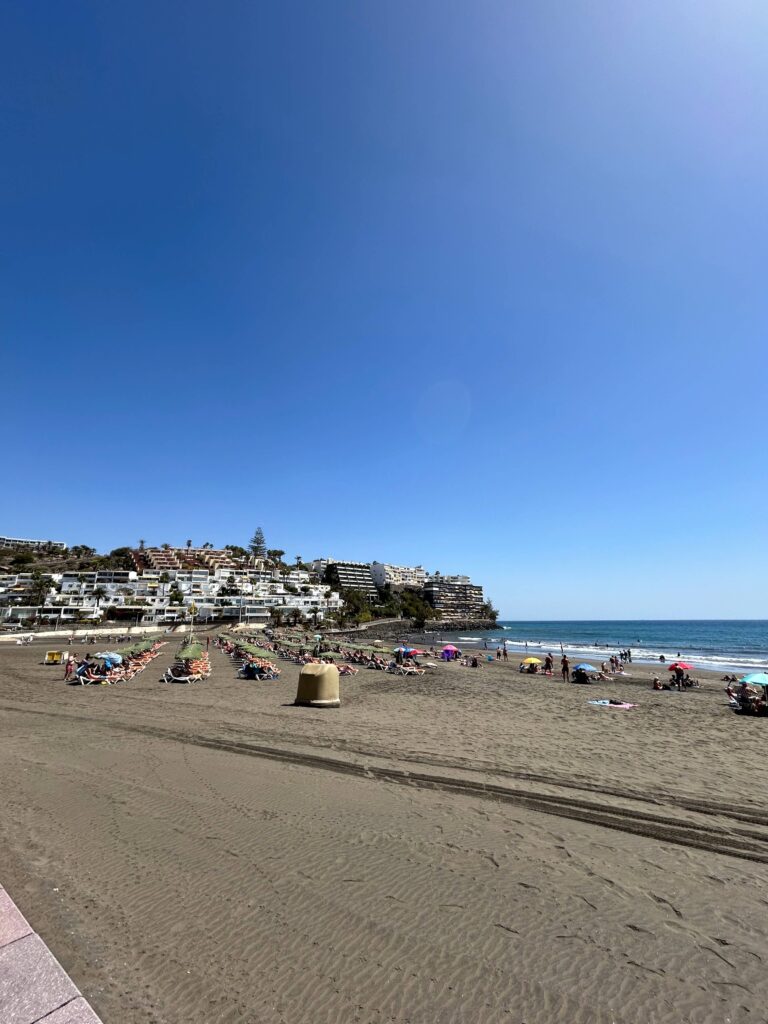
(1, 639, 767, 1023)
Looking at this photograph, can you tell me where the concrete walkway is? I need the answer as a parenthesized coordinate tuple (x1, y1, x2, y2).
(0, 885, 102, 1024)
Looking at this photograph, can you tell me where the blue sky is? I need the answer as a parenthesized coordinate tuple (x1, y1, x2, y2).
(2, 1, 766, 618)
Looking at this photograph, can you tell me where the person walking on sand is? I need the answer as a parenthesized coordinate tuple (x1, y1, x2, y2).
(64, 654, 75, 682)
(561, 655, 570, 683)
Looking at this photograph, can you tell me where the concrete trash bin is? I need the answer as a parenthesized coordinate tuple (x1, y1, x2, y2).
(295, 663, 340, 708)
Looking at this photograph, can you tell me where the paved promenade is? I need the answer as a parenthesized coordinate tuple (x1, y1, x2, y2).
(0, 884, 102, 1024)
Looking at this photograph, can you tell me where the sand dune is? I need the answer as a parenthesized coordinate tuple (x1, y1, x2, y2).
(1, 641, 766, 1023)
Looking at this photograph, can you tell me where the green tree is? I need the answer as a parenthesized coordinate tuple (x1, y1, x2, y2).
(338, 588, 371, 625)
(12, 552, 34, 568)
(71, 545, 96, 559)
(107, 547, 133, 569)
(138, 539, 146, 551)
(480, 600, 499, 623)
(28, 569, 50, 607)
(266, 549, 285, 566)
(249, 528, 266, 559)
(218, 574, 240, 597)
(269, 606, 284, 626)
(186, 539, 192, 551)
(399, 589, 437, 628)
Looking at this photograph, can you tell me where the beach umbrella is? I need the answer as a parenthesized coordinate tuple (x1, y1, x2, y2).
(740, 672, 768, 686)
(668, 662, 692, 671)
(574, 663, 596, 671)
(442, 644, 459, 652)
(522, 657, 542, 665)
(95, 651, 122, 662)
(407, 649, 426, 656)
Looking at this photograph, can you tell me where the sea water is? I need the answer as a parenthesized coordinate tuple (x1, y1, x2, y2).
(439, 620, 768, 672)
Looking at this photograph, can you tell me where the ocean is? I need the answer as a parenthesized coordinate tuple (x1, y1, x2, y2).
(436, 620, 768, 672)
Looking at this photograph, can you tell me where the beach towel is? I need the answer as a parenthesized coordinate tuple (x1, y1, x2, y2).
(588, 699, 638, 710)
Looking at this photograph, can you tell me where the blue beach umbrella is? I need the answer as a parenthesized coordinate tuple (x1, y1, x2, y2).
(739, 672, 768, 686)
(95, 651, 123, 663)
(574, 663, 597, 671)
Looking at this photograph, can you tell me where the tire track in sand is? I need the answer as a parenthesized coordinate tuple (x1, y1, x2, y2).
(3, 702, 768, 866)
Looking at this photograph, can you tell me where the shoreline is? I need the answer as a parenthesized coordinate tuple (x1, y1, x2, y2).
(342, 623, 768, 674)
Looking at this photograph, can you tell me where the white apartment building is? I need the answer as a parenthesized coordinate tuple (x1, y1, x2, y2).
(369, 562, 427, 590)
(3, 565, 343, 626)
(0, 536, 67, 551)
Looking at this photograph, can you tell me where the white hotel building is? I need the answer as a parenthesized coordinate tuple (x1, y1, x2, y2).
(369, 562, 427, 590)
(0, 566, 342, 626)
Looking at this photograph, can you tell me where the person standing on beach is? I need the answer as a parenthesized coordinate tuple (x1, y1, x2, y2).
(561, 655, 570, 682)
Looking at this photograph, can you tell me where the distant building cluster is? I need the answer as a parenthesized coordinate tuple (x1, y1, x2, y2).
(0, 536, 67, 551)
(311, 558, 487, 619)
(0, 543, 489, 626)
(0, 545, 341, 627)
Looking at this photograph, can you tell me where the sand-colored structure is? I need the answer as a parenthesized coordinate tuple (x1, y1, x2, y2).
(294, 662, 340, 707)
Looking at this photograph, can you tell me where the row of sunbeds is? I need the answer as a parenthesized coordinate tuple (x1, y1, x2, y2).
(75, 642, 167, 684)
(161, 651, 212, 684)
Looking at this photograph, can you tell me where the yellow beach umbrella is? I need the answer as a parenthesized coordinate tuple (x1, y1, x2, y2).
(522, 657, 542, 664)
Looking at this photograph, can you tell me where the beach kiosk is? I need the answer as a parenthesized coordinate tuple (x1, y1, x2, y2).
(43, 650, 68, 666)
(295, 663, 340, 708)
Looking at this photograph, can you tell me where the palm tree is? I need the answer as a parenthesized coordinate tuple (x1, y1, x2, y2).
(28, 572, 50, 609)
(138, 539, 146, 551)
(161, 543, 170, 551)
(295, 555, 302, 568)
(186, 539, 192, 550)
(93, 585, 107, 616)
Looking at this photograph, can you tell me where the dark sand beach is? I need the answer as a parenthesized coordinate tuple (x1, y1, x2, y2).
(1, 637, 767, 1023)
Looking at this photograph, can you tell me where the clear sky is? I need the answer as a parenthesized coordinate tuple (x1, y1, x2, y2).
(2, 1, 766, 618)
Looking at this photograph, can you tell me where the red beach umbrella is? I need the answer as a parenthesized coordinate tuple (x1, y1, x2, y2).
(668, 662, 692, 671)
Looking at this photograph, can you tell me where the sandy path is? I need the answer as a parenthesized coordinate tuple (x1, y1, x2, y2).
(1, 642, 767, 1023)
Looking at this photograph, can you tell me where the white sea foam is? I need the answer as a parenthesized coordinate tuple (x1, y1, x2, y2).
(485, 642, 768, 672)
